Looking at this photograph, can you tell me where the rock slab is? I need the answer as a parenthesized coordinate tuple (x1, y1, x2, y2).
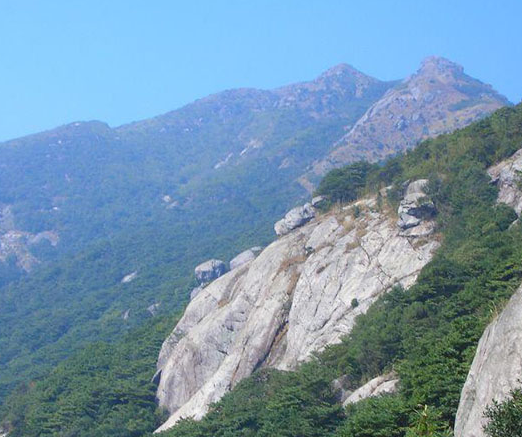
(343, 373, 399, 406)
(454, 284, 522, 437)
(155, 188, 439, 432)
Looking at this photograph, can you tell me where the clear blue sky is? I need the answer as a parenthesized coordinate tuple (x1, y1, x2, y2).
(1, 0, 521, 141)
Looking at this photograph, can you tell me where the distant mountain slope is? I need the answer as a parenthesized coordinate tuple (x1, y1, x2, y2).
(0, 64, 391, 273)
(303, 56, 510, 187)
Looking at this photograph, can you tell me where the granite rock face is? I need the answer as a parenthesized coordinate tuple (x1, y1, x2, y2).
(488, 148, 522, 215)
(453, 152, 522, 436)
(454, 284, 522, 437)
(155, 188, 440, 432)
(274, 203, 315, 236)
(194, 259, 228, 284)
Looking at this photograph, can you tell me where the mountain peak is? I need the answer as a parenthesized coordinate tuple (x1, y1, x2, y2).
(319, 63, 366, 78)
(417, 56, 464, 76)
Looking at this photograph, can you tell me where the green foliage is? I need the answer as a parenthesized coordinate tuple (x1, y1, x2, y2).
(483, 386, 522, 437)
(337, 395, 409, 437)
(0, 315, 176, 437)
(314, 161, 378, 204)
(405, 405, 452, 437)
(159, 363, 343, 437)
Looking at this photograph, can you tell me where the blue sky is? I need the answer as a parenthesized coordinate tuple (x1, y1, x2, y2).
(0, 0, 521, 141)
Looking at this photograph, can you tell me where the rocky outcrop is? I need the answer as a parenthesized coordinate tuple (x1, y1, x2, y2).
(229, 247, 263, 270)
(274, 203, 315, 236)
(194, 259, 228, 284)
(454, 284, 522, 437)
(0, 204, 59, 273)
(312, 195, 327, 208)
(488, 148, 522, 215)
(147, 303, 161, 316)
(155, 184, 440, 432)
(121, 271, 138, 284)
(189, 286, 203, 300)
(343, 373, 399, 406)
(397, 179, 436, 237)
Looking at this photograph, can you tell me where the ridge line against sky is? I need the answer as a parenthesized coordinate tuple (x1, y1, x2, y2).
(0, 0, 521, 142)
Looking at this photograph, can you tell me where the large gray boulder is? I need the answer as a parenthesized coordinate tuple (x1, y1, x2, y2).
(454, 284, 522, 437)
(397, 179, 436, 232)
(274, 203, 315, 236)
(194, 259, 228, 284)
(229, 247, 262, 271)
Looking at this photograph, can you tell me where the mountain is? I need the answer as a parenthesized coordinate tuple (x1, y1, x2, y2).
(0, 57, 510, 412)
(152, 102, 522, 436)
(303, 56, 511, 187)
(0, 65, 392, 276)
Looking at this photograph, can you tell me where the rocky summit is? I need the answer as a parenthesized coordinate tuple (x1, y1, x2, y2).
(304, 56, 510, 185)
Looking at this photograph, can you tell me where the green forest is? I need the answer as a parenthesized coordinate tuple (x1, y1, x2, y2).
(2, 103, 522, 436)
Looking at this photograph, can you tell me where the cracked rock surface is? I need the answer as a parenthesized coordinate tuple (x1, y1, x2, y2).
(454, 283, 522, 437)
(155, 185, 439, 432)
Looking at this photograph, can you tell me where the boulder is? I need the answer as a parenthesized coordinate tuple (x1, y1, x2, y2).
(147, 303, 161, 316)
(311, 195, 327, 208)
(397, 179, 436, 231)
(121, 271, 138, 283)
(488, 148, 522, 216)
(229, 247, 263, 270)
(274, 203, 315, 236)
(331, 374, 352, 403)
(194, 259, 228, 284)
(343, 373, 399, 406)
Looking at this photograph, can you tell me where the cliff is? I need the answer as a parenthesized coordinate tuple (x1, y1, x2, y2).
(154, 181, 440, 432)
